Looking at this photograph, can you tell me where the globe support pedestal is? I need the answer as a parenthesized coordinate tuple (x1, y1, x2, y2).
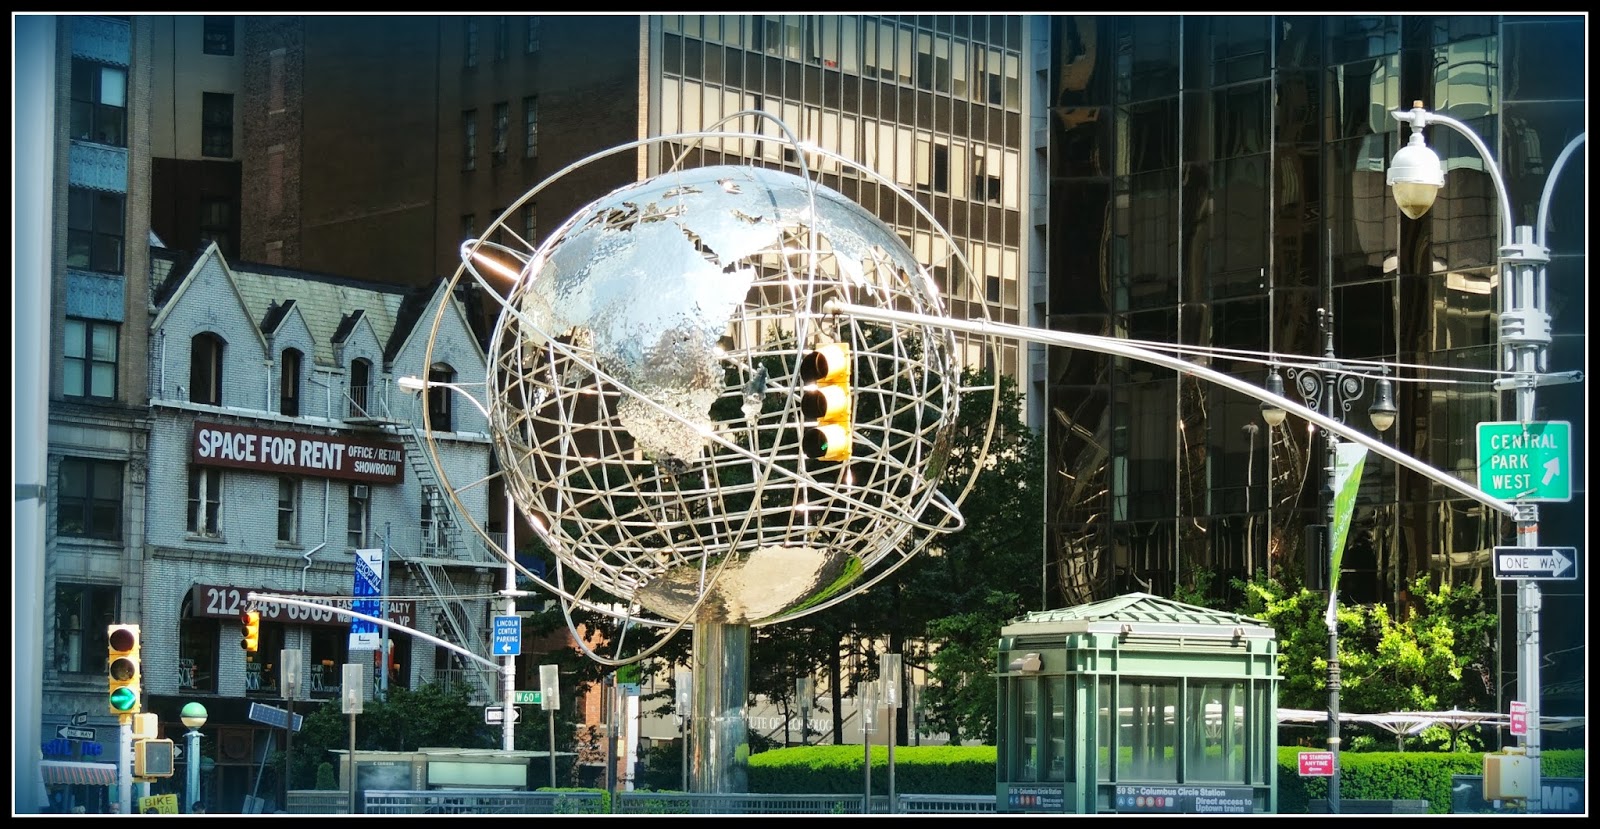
(690, 621, 750, 793)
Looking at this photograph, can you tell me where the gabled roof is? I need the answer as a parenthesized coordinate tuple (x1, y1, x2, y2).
(260, 299, 296, 336)
(1002, 592, 1274, 638)
(149, 242, 269, 352)
(148, 244, 467, 372)
(228, 261, 412, 368)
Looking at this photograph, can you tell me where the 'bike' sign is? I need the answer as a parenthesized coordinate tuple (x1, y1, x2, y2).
(192, 422, 404, 483)
(193, 584, 413, 630)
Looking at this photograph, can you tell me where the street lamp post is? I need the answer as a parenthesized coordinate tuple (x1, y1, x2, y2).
(180, 702, 207, 815)
(1261, 300, 1396, 815)
(1385, 101, 1585, 816)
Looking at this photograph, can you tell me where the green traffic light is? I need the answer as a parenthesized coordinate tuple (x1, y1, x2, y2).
(110, 686, 138, 712)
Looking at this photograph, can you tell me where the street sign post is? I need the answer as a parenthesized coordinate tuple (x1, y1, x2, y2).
(1509, 701, 1528, 736)
(1493, 546, 1578, 581)
(1298, 751, 1336, 777)
(484, 705, 521, 725)
(492, 615, 522, 656)
(513, 690, 542, 705)
(1476, 421, 1572, 501)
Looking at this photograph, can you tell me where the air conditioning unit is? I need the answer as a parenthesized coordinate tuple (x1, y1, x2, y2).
(353, 485, 370, 500)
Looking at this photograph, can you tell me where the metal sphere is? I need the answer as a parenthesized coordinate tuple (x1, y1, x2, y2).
(483, 164, 964, 625)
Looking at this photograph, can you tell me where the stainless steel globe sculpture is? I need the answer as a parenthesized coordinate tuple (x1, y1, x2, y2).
(420, 122, 1000, 645)
(488, 163, 966, 627)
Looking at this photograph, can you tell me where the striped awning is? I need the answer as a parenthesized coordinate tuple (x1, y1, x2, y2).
(40, 760, 117, 786)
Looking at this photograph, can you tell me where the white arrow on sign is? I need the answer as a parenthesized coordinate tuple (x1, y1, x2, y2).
(484, 705, 521, 725)
(498, 642, 515, 654)
(57, 725, 95, 741)
(1542, 457, 1560, 486)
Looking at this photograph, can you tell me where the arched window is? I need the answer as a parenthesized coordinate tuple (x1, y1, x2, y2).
(280, 347, 303, 416)
(427, 363, 455, 431)
(191, 333, 225, 405)
(349, 358, 373, 417)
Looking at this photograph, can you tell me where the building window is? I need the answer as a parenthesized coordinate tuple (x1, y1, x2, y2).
(280, 347, 302, 416)
(56, 457, 122, 540)
(69, 58, 127, 147)
(525, 16, 541, 53)
(55, 584, 117, 674)
(427, 363, 455, 431)
(494, 15, 509, 61)
(462, 109, 477, 171)
(349, 358, 372, 417)
(63, 317, 118, 400)
(523, 96, 538, 159)
(460, 213, 475, 242)
(277, 477, 299, 543)
(203, 15, 235, 55)
(202, 92, 234, 158)
(269, 48, 286, 113)
(267, 145, 285, 214)
(191, 332, 225, 405)
(492, 102, 509, 165)
(420, 488, 439, 554)
(66, 187, 125, 274)
(464, 18, 478, 68)
(179, 606, 218, 693)
(522, 203, 537, 247)
(347, 485, 370, 548)
(199, 197, 234, 258)
(972, 147, 1002, 203)
(187, 467, 223, 537)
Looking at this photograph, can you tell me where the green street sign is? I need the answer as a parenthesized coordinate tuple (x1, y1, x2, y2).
(513, 690, 542, 705)
(1476, 421, 1571, 501)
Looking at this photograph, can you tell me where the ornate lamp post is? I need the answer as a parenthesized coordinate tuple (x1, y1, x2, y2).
(180, 702, 207, 815)
(1261, 308, 1397, 815)
(1384, 100, 1585, 815)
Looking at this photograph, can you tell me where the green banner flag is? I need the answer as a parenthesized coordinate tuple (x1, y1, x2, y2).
(1328, 440, 1368, 597)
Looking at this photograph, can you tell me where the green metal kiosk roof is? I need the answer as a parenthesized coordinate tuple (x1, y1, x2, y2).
(1002, 592, 1275, 641)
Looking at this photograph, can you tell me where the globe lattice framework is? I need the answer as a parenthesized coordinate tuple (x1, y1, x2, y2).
(423, 125, 1001, 651)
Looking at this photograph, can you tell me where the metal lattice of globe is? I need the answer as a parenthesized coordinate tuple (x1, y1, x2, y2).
(449, 155, 997, 629)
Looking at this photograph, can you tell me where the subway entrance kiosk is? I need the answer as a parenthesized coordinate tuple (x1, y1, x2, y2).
(996, 593, 1280, 814)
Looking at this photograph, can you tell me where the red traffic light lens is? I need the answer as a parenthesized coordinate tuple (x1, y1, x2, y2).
(109, 627, 137, 652)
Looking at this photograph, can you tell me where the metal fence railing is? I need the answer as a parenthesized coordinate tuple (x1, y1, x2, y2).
(362, 790, 606, 815)
(287, 789, 995, 816)
(613, 792, 891, 815)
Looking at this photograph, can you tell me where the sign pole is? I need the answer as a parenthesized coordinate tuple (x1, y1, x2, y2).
(117, 716, 132, 815)
(343, 662, 364, 815)
(379, 524, 390, 701)
(503, 490, 517, 752)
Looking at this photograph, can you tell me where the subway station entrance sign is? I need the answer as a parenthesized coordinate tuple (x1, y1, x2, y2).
(1476, 421, 1571, 502)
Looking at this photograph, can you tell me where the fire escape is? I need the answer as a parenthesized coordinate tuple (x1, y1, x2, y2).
(344, 380, 499, 705)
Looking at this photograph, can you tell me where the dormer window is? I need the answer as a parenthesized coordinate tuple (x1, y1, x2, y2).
(427, 364, 455, 431)
(191, 333, 225, 405)
(349, 358, 373, 418)
(280, 348, 303, 416)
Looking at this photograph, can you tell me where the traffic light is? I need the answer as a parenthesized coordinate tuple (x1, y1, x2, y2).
(133, 738, 175, 778)
(107, 624, 141, 715)
(799, 342, 852, 462)
(240, 610, 260, 652)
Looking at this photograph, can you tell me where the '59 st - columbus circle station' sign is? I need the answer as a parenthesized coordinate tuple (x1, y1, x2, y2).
(191, 421, 405, 483)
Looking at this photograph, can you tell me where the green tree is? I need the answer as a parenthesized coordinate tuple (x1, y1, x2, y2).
(1237, 571, 1497, 751)
(286, 681, 490, 790)
(878, 366, 1044, 745)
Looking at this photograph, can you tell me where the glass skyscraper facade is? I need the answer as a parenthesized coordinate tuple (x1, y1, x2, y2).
(1043, 15, 1584, 731)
